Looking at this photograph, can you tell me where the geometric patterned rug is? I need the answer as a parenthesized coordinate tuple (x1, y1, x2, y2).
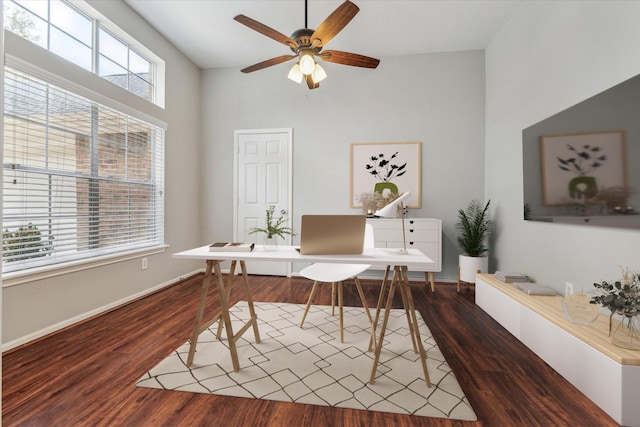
(137, 301, 477, 421)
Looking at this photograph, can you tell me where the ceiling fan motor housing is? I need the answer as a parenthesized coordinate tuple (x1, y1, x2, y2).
(290, 28, 321, 54)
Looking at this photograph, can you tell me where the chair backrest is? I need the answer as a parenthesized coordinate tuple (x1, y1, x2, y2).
(363, 223, 375, 249)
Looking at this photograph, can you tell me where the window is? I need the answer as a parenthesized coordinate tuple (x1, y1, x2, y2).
(3, 0, 159, 104)
(98, 27, 154, 101)
(2, 67, 165, 274)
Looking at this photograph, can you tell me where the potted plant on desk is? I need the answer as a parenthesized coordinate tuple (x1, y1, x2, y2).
(248, 205, 295, 250)
(455, 199, 491, 291)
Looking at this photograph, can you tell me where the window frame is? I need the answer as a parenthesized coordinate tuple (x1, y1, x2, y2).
(3, 0, 165, 107)
(2, 0, 168, 286)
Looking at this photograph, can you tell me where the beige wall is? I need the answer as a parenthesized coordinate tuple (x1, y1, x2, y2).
(2, 0, 203, 347)
(485, 1, 640, 291)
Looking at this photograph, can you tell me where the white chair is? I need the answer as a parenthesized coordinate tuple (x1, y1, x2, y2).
(299, 224, 375, 343)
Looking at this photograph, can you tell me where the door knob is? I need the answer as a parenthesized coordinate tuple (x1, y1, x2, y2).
(280, 209, 287, 215)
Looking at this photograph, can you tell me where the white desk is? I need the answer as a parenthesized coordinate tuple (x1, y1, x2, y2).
(173, 245, 434, 386)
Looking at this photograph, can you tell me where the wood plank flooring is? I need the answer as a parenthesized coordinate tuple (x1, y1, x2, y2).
(2, 274, 618, 426)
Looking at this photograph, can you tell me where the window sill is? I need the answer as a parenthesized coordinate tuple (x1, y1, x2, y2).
(2, 245, 169, 288)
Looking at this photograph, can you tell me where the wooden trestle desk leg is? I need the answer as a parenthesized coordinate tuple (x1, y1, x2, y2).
(399, 266, 431, 387)
(368, 266, 391, 352)
(369, 265, 431, 387)
(186, 259, 261, 371)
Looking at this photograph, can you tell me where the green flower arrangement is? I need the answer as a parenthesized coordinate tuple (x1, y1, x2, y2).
(248, 205, 295, 240)
(590, 267, 640, 319)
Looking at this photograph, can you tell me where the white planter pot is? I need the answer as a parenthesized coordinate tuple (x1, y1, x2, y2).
(458, 254, 488, 283)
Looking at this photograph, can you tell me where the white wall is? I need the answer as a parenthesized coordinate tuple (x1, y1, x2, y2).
(2, 0, 203, 347)
(485, 1, 640, 291)
(201, 51, 486, 279)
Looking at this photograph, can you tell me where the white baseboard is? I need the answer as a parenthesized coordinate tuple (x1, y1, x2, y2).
(2, 268, 204, 352)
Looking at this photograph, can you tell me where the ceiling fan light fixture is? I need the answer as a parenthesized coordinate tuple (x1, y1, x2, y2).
(287, 63, 304, 83)
(235, 0, 379, 89)
(311, 63, 327, 84)
(299, 51, 316, 75)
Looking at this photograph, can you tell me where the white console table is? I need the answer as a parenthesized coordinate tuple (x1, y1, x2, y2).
(476, 273, 640, 426)
(367, 218, 442, 291)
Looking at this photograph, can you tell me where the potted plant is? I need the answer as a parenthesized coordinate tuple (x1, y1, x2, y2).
(455, 199, 491, 289)
(590, 267, 640, 349)
(248, 205, 295, 249)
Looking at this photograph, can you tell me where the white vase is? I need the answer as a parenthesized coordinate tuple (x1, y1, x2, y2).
(458, 254, 488, 283)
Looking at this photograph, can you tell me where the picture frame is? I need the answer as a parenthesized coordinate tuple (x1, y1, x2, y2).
(540, 131, 627, 206)
(350, 141, 421, 208)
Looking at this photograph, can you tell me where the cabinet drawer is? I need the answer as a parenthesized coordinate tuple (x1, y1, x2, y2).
(405, 219, 439, 230)
(368, 218, 439, 231)
(374, 228, 438, 242)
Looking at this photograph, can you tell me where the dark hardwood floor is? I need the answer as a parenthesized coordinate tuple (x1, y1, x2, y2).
(2, 273, 618, 426)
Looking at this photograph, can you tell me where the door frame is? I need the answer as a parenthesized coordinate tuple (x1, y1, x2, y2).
(233, 128, 293, 276)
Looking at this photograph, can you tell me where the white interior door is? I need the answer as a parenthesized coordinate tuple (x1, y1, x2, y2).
(234, 129, 292, 276)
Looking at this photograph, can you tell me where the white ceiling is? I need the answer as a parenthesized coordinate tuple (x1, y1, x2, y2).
(124, 0, 523, 70)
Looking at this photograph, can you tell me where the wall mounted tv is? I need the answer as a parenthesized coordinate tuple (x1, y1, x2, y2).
(522, 73, 640, 230)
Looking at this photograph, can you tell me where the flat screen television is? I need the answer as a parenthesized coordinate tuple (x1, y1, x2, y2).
(522, 73, 640, 229)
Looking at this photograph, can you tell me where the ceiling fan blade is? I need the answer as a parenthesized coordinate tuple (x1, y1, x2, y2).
(234, 15, 297, 48)
(319, 50, 380, 68)
(311, 0, 359, 47)
(305, 74, 319, 90)
(241, 55, 297, 73)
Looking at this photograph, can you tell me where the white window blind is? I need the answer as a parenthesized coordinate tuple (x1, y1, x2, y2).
(2, 66, 165, 274)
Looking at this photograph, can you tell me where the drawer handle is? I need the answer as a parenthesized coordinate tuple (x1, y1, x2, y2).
(409, 220, 414, 224)
(409, 241, 414, 245)
(409, 229, 414, 233)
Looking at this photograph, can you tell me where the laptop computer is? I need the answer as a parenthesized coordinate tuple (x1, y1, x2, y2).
(298, 215, 367, 255)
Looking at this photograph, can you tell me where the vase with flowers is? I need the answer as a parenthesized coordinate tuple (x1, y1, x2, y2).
(590, 267, 640, 350)
(248, 205, 295, 251)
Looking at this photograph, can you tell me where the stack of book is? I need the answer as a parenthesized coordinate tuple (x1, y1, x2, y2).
(494, 271, 531, 283)
(209, 242, 255, 252)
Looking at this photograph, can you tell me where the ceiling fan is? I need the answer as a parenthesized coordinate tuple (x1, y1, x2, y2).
(234, 0, 380, 89)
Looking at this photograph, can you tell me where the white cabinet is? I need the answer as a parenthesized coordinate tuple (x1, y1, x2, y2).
(476, 274, 640, 426)
(366, 218, 442, 291)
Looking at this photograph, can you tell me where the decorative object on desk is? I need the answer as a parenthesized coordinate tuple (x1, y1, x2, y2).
(350, 142, 421, 208)
(137, 301, 477, 421)
(248, 205, 295, 251)
(357, 191, 400, 216)
(562, 292, 600, 325)
(374, 191, 411, 254)
(590, 267, 640, 349)
(456, 200, 491, 290)
(209, 242, 255, 252)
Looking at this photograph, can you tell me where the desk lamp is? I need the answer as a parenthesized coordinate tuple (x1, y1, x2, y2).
(374, 191, 411, 254)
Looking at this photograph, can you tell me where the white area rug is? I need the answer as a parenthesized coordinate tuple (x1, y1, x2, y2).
(137, 301, 476, 421)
